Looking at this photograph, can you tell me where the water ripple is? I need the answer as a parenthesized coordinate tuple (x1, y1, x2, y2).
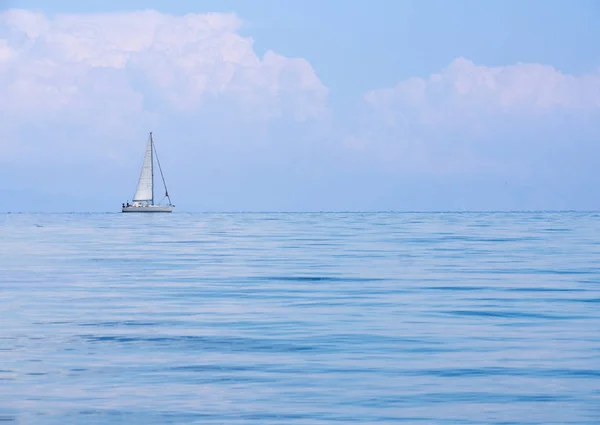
(1, 212, 599, 424)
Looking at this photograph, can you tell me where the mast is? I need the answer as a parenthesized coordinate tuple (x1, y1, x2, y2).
(150, 132, 154, 205)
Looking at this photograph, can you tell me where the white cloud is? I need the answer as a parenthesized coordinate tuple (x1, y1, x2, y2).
(364, 57, 600, 125)
(354, 58, 600, 173)
(0, 9, 328, 162)
(0, 39, 12, 61)
(0, 10, 328, 163)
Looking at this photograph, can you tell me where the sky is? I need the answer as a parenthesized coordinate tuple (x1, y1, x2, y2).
(1, 0, 599, 212)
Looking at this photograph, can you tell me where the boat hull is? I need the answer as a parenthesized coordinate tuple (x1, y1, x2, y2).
(122, 205, 174, 213)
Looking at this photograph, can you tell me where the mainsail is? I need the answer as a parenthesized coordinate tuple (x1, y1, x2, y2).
(133, 135, 154, 203)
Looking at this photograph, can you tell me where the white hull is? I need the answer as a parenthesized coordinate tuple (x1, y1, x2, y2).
(122, 205, 173, 213)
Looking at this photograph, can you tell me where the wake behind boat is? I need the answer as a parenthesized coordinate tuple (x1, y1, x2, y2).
(122, 132, 174, 213)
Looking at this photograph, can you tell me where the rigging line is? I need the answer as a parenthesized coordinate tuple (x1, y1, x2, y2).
(152, 136, 172, 205)
(150, 132, 154, 205)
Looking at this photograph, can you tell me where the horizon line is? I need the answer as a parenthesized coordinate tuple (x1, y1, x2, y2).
(1, 210, 598, 214)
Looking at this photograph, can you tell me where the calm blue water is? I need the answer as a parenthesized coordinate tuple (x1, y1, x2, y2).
(1, 212, 599, 424)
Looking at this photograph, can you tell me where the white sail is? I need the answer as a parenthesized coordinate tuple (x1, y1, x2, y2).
(123, 132, 174, 213)
(132, 136, 153, 202)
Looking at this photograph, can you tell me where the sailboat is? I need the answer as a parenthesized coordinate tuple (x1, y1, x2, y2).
(122, 132, 174, 213)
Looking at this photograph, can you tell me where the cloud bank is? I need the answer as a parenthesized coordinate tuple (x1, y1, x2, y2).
(1, 9, 599, 210)
(366, 57, 600, 114)
(0, 9, 328, 164)
(353, 58, 600, 179)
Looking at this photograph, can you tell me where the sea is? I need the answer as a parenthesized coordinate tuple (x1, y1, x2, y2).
(1, 212, 599, 424)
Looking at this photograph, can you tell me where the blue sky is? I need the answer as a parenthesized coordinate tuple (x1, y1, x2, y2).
(1, 0, 599, 211)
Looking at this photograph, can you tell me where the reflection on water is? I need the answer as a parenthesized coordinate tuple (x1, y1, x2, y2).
(1, 212, 599, 424)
